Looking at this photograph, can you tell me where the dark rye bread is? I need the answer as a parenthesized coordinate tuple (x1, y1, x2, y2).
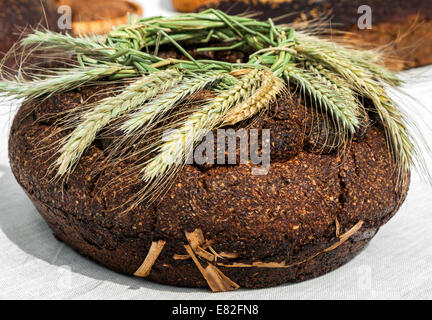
(9, 94, 409, 289)
(8, 62, 409, 290)
(195, 0, 432, 70)
(0, 0, 59, 71)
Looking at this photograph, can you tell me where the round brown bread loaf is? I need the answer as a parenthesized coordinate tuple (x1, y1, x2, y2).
(192, 0, 432, 70)
(8, 72, 409, 290)
(0, 0, 59, 71)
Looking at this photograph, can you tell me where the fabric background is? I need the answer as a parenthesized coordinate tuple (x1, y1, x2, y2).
(0, 0, 431, 300)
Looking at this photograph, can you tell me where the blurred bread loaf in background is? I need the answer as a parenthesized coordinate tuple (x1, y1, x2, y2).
(55, 0, 143, 35)
(172, 0, 432, 70)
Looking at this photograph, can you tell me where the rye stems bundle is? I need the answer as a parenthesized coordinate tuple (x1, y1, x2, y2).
(56, 69, 184, 176)
(0, 9, 427, 207)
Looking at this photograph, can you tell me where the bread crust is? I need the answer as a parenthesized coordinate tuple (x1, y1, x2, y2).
(8, 79, 409, 289)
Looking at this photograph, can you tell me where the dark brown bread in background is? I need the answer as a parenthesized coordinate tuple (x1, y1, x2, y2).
(8, 46, 409, 289)
(54, 0, 136, 22)
(192, 0, 432, 70)
(0, 0, 59, 72)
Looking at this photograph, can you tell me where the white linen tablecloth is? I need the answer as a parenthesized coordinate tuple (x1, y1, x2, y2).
(0, 0, 431, 300)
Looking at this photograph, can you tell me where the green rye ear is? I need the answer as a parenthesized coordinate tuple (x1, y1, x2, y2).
(0, 9, 428, 208)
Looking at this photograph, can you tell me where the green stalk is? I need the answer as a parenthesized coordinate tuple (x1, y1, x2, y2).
(0, 65, 125, 100)
(285, 65, 360, 135)
(143, 69, 261, 183)
(121, 71, 227, 133)
(56, 70, 183, 176)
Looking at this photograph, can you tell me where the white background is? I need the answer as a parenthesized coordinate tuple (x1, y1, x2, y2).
(0, 0, 431, 300)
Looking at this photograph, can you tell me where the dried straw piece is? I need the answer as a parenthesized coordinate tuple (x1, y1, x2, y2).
(335, 217, 341, 238)
(196, 247, 216, 262)
(218, 252, 239, 259)
(217, 220, 364, 269)
(134, 240, 166, 277)
(173, 254, 190, 260)
(185, 229, 206, 249)
(173, 251, 238, 261)
(185, 229, 216, 262)
(323, 220, 364, 253)
(184, 229, 239, 262)
(217, 261, 288, 269)
(184, 245, 240, 292)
